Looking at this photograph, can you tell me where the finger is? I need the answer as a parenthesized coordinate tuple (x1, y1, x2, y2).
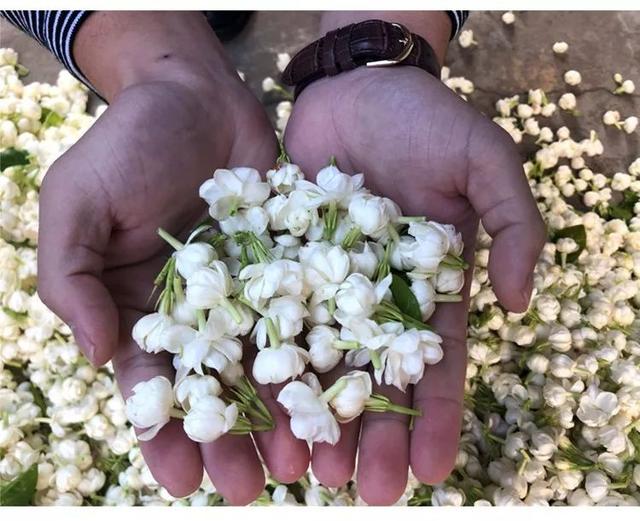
(37, 162, 118, 366)
(242, 350, 310, 483)
(311, 364, 361, 487)
(466, 120, 546, 312)
(357, 378, 411, 505)
(113, 307, 203, 498)
(410, 223, 475, 484)
(410, 302, 468, 484)
(200, 434, 265, 505)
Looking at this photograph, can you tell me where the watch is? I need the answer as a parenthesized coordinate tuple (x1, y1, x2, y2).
(281, 19, 441, 99)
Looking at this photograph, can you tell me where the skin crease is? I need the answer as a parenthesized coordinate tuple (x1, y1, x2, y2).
(34, 11, 545, 506)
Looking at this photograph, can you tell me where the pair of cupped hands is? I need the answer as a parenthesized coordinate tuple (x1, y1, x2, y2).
(37, 15, 545, 505)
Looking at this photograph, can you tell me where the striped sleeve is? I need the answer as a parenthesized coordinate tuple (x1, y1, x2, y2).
(0, 10, 93, 87)
(446, 11, 470, 39)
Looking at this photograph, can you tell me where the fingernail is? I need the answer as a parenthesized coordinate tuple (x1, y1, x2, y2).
(521, 273, 534, 309)
(71, 325, 98, 366)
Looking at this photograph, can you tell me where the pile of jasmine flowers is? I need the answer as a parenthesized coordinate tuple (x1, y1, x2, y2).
(126, 152, 466, 445)
(2, 10, 640, 505)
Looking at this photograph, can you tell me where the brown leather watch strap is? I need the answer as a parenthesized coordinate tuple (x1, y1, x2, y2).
(281, 19, 441, 98)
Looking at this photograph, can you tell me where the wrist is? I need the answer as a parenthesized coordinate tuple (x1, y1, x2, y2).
(73, 12, 241, 102)
(320, 12, 451, 66)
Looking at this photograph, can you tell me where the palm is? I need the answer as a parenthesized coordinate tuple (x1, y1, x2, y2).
(39, 80, 287, 503)
(284, 67, 544, 503)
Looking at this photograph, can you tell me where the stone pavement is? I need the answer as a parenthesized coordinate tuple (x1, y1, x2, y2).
(2, 11, 639, 171)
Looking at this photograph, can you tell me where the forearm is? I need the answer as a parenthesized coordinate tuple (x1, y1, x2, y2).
(319, 12, 452, 66)
(73, 11, 238, 101)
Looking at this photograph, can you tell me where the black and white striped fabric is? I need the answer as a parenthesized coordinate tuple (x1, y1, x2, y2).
(1, 10, 470, 89)
(448, 11, 470, 39)
(1, 11, 92, 86)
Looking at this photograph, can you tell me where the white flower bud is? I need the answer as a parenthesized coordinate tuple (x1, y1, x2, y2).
(335, 273, 390, 318)
(252, 343, 309, 384)
(348, 241, 380, 279)
(603, 110, 621, 126)
(553, 41, 569, 54)
(435, 267, 465, 294)
(175, 242, 217, 279)
(501, 11, 515, 24)
(563, 70, 582, 86)
(183, 396, 237, 443)
(623, 116, 638, 134)
(458, 30, 477, 48)
(411, 279, 437, 320)
(307, 325, 343, 373)
(131, 313, 174, 354)
(559, 93, 577, 111)
(185, 261, 233, 309)
(585, 470, 609, 502)
(266, 163, 304, 194)
(55, 465, 82, 493)
(329, 370, 372, 422)
(277, 374, 340, 445)
(125, 376, 174, 440)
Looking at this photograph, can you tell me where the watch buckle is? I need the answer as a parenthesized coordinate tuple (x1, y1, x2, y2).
(365, 23, 414, 68)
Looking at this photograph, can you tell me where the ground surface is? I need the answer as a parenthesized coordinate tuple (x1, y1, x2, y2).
(2, 11, 639, 171)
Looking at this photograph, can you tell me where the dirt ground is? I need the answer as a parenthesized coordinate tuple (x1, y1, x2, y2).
(2, 11, 639, 171)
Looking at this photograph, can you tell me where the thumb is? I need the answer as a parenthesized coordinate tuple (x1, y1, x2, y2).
(37, 164, 119, 366)
(466, 121, 547, 312)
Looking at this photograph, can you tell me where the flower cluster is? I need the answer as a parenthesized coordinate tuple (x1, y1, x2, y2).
(126, 157, 465, 446)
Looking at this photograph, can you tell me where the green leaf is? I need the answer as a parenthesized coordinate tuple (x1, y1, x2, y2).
(1, 307, 28, 321)
(0, 148, 30, 170)
(40, 108, 64, 129)
(553, 224, 586, 263)
(607, 190, 639, 223)
(390, 272, 422, 322)
(29, 384, 47, 417)
(0, 464, 38, 506)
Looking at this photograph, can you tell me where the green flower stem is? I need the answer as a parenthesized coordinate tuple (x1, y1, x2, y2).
(196, 309, 207, 331)
(157, 227, 184, 251)
(186, 224, 212, 245)
(320, 379, 347, 403)
(230, 416, 274, 435)
(441, 253, 469, 270)
(221, 299, 243, 324)
(169, 408, 186, 420)
(265, 317, 281, 348)
(396, 216, 426, 224)
(386, 224, 401, 244)
(236, 376, 273, 421)
(333, 340, 360, 350)
(277, 142, 290, 165)
(434, 294, 463, 303)
(341, 227, 363, 250)
(374, 242, 393, 281)
(237, 294, 266, 316)
(239, 245, 250, 269)
(272, 83, 293, 101)
(153, 256, 173, 286)
(323, 201, 339, 241)
(369, 349, 382, 370)
(327, 297, 336, 316)
(208, 232, 227, 248)
(365, 394, 421, 416)
(173, 275, 184, 302)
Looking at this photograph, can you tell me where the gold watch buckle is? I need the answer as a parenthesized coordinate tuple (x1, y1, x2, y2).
(365, 23, 414, 68)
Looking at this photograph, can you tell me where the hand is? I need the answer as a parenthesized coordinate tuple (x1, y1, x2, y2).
(36, 12, 307, 505)
(284, 66, 546, 504)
